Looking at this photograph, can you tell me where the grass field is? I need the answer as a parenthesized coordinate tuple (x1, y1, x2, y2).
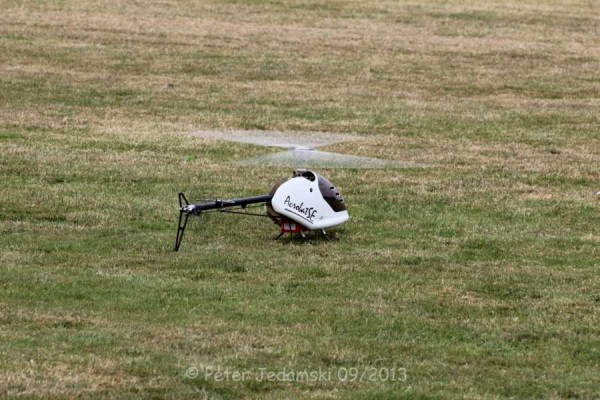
(1, 0, 599, 398)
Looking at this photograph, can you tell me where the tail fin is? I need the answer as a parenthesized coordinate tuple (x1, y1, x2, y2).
(174, 193, 190, 251)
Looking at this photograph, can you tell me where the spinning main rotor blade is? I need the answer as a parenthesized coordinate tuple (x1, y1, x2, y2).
(239, 149, 421, 169)
(186, 129, 425, 169)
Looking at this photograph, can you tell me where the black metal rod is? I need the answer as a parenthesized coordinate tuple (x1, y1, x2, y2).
(182, 194, 272, 215)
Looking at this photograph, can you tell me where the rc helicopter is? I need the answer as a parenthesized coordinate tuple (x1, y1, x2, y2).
(174, 130, 424, 251)
(175, 169, 348, 251)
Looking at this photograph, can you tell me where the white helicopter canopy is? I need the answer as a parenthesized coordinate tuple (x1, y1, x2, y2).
(269, 169, 349, 230)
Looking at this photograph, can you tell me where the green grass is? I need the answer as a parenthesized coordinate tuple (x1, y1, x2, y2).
(1, 0, 599, 398)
